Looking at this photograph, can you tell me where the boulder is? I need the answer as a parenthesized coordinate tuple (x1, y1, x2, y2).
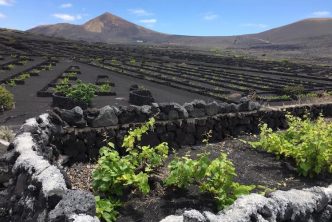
(48, 190, 96, 222)
(59, 106, 86, 128)
(91, 106, 118, 127)
(205, 102, 219, 116)
(183, 210, 206, 222)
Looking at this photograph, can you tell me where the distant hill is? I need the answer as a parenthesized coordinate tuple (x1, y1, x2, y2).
(250, 18, 332, 43)
(28, 13, 332, 49)
(28, 12, 168, 43)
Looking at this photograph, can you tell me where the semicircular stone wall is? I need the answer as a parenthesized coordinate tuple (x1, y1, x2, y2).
(2, 101, 332, 221)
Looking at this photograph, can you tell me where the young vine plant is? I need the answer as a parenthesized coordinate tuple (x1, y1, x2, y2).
(92, 117, 169, 222)
(250, 113, 332, 177)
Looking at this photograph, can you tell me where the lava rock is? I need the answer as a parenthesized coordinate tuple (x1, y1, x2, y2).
(59, 106, 86, 128)
(205, 101, 219, 116)
(48, 190, 96, 222)
(183, 210, 206, 222)
(248, 101, 261, 111)
(91, 106, 119, 127)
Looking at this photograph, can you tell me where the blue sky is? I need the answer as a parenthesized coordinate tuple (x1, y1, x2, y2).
(0, 0, 331, 36)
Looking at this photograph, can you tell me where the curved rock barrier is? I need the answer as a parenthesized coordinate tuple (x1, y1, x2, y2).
(51, 102, 332, 162)
(160, 186, 332, 222)
(2, 102, 332, 221)
(1, 113, 99, 221)
(53, 99, 261, 128)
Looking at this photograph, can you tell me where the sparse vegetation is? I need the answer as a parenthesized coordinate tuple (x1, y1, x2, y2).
(98, 83, 111, 93)
(165, 152, 255, 209)
(282, 84, 305, 97)
(93, 117, 169, 221)
(0, 126, 14, 141)
(250, 114, 332, 177)
(0, 86, 14, 111)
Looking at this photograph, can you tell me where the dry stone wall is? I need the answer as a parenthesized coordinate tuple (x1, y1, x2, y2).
(2, 101, 332, 221)
(51, 102, 332, 163)
(0, 114, 99, 222)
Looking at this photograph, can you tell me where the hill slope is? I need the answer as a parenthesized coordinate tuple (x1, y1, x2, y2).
(28, 12, 168, 43)
(28, 13, 332, 49)
(251, 18, 332, 44)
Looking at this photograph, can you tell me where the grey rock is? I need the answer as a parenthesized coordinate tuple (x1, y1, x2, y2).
(91, 106, 118, 127)
(48, 190, 96, 221)
(172, 103, 188, 119)
(183, 210, 206, 222)
(205, 102, 219, 116)
(184, 102, 206, 118)
(60, 106, 86, 127)
(183, 102, 194, 113)
(160, 215, 183, 222)
(140, 105, 152, 115)
(192, 100, 206, 108)
(317, 205, 332, 222)
(249, 101, 261, 111)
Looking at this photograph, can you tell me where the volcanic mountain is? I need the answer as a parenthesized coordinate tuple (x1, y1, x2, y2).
(28, 13, 332, 48)
(28, 12, 168, 43)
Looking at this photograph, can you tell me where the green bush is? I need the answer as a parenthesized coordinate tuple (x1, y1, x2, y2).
(66, 81, 97, 104)
(14, 73, 30, 81)
(93, 117, 169, 221)
(55, 80, 97, 104)
(165, 152, 255, 209)
(0, 126, 14, 141)
(282, 84, 304, 97)
(0, 86, 14, 111)
(95, 196, 120, 222)
(98, 84, 111, 93)
(250, 114, 332, 177)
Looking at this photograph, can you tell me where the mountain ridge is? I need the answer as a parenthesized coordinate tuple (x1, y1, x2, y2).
(27, 12, 332, 47)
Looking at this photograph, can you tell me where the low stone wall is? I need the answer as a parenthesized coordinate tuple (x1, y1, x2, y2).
(161, 186, 332, 222)
(3, 102, 332, 222)
(51, 102, 332, 163)
(0, 114, 99, 222)
(52, 99, 261, 128)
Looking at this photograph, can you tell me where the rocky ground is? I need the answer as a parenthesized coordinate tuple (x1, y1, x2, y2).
(64, 135, 332, 222)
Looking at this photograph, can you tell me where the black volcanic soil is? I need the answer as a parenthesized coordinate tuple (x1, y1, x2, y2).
(0, 60, 213, 129)
(67, 136, 332, 222)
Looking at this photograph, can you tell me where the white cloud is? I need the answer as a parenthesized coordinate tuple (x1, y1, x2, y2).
(0, 0, 14, 6)
(242, 23, 268, 28)
(139, 19, 157, 24)
(129, 8, 153, 16)
(60, 3, 72, 8)
(52, 13, 82, 22)
(0, 12, 6, 18)
(139, 19, 157, 27)
(311, 11, 331, 17)
(203, 12, 219, 21)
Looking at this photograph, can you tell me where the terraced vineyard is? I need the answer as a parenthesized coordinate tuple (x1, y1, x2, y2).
(0, 28, 332, 127)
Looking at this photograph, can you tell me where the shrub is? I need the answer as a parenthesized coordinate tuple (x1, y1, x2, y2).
(93, 117, 169, 221)
(165, 152, 255, 209)
(95, 196, 120, 222)
(0, 86, 14, 111)
(66, 81, 97, 104)
(6, 80, 16, 87)
(7, 64, 14, 70)
(55, 80, 97, 104)
(282, 84, 304, 97)
(55, 78, 70, 94)
(98, 84, 111, 93)
(250, 114, 332, 177)
(66, 72, 77, 78)
(0, 126, 14, 141)
(14, 73, 30, 81)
